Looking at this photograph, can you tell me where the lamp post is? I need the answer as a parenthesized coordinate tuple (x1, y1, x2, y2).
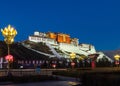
(1, 25, 17, 71)
(114, 54, 120, 67)
(79, 56, 84, 67)
(88, 54, 98, 69)
(70, 52, 76, 68)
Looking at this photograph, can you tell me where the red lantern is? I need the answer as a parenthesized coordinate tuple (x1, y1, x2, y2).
(115, 61, 119, 65)
(71, 62, 75, 68)
(5, 55, 13, 62)
(52, 64, 56, 68)
(91, 61, 95, 69)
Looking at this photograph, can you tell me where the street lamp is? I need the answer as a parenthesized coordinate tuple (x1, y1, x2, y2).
(70, 52, 76, 68)
(1, 25, 17, 71)
(114, 54, 120, 67)
(70, 52, 76, 59)
(79, 56, 84, 67)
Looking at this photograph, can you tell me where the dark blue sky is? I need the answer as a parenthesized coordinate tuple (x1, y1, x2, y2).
(0, 0, 119, 51)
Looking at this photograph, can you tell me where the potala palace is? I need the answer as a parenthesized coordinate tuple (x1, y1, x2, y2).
(28, 31, 112, 62)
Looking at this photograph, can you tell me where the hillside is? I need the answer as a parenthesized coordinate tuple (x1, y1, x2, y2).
(0, 40, 114, 63)
(23, 40, 54, 55)
(0, 41, 51, 60)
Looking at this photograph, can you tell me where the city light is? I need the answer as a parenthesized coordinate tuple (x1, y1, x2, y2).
(70, 52, 76, 68)
(114, 54, 120, 66)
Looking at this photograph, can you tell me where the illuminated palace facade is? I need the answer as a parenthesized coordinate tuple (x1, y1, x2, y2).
(28, 31, 97, 57)
(28, 31, 112, 62)
(29, 31, 79, 46)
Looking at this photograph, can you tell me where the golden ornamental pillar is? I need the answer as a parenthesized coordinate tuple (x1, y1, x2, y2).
(1, 25, 17, 71)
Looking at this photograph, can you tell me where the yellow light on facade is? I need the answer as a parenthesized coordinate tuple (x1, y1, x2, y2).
(79, 56, 84, 60)
(70, 52, 76, 59)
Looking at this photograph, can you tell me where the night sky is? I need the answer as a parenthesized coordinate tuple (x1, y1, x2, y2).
(0, 0, 119, 51)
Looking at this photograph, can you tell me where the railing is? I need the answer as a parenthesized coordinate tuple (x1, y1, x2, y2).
(0, 69, 67, 76)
